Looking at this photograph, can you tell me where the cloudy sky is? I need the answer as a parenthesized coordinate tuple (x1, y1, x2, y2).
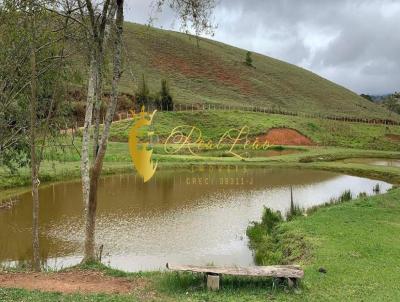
(124, 0, 400, 95)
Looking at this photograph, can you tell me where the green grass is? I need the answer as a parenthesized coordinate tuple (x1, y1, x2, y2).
(110, 111, 400, 151)
(4, 109, 400, 193)
(244, 187, 400, 301)
(276, 188, 400, 301)
(2, 143, 400, 196)
(80, 22, 398, 121)
(0, 288, 139, 302)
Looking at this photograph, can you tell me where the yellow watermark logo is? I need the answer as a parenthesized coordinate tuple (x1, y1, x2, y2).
(128, 106, 158, 183)
(128, 107, 273, 183)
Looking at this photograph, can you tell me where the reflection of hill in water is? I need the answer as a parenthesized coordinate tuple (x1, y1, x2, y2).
(0, 168, 390, 269)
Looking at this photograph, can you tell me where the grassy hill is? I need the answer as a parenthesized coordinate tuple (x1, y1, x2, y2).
(99, 22, 397, 120)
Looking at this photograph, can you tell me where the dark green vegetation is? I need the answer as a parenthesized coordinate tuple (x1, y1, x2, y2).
(70, 22, 396, 120)
(382, 92, 400, 115)
(246, 208, 308, 266)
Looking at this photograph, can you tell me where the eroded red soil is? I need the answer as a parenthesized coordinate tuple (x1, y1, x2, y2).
(258, 128, 314, 146)
(386, 134, 400, 142)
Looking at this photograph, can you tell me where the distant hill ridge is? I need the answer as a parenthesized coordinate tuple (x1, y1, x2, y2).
(75, 22, 399, 121)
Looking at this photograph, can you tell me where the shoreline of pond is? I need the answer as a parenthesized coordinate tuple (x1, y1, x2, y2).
(1, 149, 400, 203)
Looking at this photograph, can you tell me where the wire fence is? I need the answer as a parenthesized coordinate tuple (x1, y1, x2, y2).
(113, 103, 400, 127)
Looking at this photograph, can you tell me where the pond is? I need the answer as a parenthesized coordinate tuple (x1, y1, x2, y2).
(0, 167, 391, 272)
(342, 158, 400, 168)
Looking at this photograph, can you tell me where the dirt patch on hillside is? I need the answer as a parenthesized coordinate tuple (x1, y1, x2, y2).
(258, 128, 314, 146)
(151, 51, 254, 95)
(386, 134, 400, 142)
(0, 270, 150, 295)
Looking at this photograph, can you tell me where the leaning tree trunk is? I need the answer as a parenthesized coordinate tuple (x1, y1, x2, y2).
(82, 0, 124, 263)
(29, 12, 40, 273)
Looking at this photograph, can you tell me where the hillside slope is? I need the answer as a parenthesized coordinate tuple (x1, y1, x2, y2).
(104, 22, 396, 120)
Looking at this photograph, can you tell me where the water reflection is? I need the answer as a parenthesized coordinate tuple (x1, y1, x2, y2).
(0, 167, 391, 271)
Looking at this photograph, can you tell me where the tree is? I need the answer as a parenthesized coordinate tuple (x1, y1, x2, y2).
(54, 0, 216, 263)
(157, 79, 174, 111)
(360, 94, 373, 102)
(0, 0, 70, 271)
(245, 51, 253, 67)
(79, 0, 125, 263)
(384, 92, 400, 114)
(136, 74, 151, 108)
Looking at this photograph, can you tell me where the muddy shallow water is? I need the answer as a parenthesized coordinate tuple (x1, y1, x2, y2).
(0, 167, 391, 271)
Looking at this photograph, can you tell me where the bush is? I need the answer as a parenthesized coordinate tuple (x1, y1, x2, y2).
(245, 51, 253, 67)
(156, 79, 174, 111)
(373, 184, 381, 194)
(339, 190, 352, 203)
(287, 202, 303, 221)
(118, 94, 134, 111)
(247, 207, 309, 266)
(71, 101, 86, 122)
(246, 207, 283, 265)
(261, 207, 283, 233)
(135, 74, 151, 108)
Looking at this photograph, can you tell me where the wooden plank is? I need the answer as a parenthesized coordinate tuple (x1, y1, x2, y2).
(166, 263, 304, 279)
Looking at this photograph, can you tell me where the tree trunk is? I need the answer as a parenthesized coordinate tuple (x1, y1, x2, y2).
(29, 9, 40, 273)
(81, 54, 97, 206)
(81, 54, 98, 262)
(82, 0, 124, 263)
(92, 3, 116, 158)
(83, 166, 100, 262)
(92, 61, 102, 158)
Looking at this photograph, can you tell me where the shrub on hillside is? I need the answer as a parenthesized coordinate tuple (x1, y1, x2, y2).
(245, 51, 253, 67)
(135, 74, 151, 108)
(118, 94, 134, 111)
(156, 79, 174, 111)
(71, 101, 86, 122)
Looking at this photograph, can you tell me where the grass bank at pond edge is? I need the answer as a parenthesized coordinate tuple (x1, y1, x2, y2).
(247, 187, 400, 301)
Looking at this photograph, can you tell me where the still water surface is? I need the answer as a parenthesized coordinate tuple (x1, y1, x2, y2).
(343, 158, 400, 168)
(0, 167, 391, 271)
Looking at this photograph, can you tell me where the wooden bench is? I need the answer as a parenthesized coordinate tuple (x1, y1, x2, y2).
(166, 263, 304, 291)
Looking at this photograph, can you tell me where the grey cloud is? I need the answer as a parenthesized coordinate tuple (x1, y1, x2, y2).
(125, 0, 400, 94)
